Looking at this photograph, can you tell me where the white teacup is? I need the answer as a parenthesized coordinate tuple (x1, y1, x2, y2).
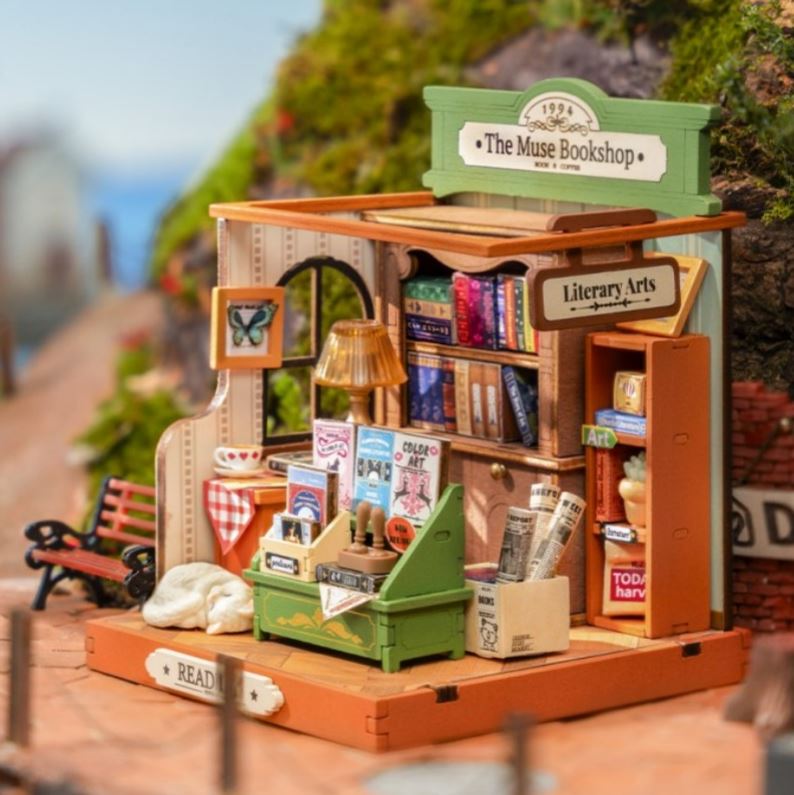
(213, 444, 264, 472)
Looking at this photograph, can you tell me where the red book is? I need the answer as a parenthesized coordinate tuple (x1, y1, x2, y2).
(442, 357, 457, 433)
(504, 275, 518, 350)
(452, 273, 471, 346)
(595, 449, 626, 523)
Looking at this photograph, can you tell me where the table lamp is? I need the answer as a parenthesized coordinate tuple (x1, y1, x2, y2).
(314, 319, 407, 425)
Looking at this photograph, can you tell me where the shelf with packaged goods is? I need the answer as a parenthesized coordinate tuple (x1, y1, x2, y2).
(584, 331, 711, 639)
(405, 340, 540, 369)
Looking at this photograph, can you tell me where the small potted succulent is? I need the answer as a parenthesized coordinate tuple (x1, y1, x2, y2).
(618, 451, 646, 528)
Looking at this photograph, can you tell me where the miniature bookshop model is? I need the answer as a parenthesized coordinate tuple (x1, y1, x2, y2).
(78, 77, 750, 752)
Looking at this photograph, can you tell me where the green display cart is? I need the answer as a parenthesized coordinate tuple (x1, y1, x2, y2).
(245, 484, 472, 672)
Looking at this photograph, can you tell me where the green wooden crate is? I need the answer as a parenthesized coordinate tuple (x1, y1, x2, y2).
(245, 484, 472, 672)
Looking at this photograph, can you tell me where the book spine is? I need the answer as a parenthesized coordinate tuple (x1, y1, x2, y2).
(406, 353, 423, 427)
(502, 366, 534, 446)
(415, 354, 446, 431)
(480, 277, 498, 350)
(523, 273, 538, 353)
(442, 357, 457, 433)
(265, 457, 289, 475)
(595, 448, 627, 522)
(483, 363, 501, 440)
(454, 359, 472, 436)
(469, 361, 486, 437)
(504, 276, 518, 350)
(514, 277, 525, 352)
(452, 273, 471, 346)
(594, 409, 647, 437)
(467, 277, 485, 348)
(403, 291, 454, 344)
(496, 276, 507, 349)
(315, 564, 385, 594)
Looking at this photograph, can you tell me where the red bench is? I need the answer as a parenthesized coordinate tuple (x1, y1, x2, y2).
(24, 476, 156, 610)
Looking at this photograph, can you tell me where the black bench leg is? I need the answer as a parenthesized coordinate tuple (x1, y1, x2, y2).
(30, 566, 110, 611)
(31, 563, 56, 611)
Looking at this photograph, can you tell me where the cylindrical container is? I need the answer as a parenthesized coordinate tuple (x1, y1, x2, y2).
(527, 492, 586, 581)
(496, 507, 536, 582)
(525, 483, 561, 572)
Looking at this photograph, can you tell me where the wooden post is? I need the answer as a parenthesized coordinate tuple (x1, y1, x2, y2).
(218, 655, 241, 794)
(505, 713, 533, 795)
(8, 609, 31, 747)
(0, 316, 15, 397)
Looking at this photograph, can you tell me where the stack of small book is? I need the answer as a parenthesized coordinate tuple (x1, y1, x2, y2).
(407, 353, 539, 447)
(403, 274, 539, 353)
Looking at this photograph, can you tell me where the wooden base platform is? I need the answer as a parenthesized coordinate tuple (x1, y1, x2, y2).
(86, 613, 749, 752)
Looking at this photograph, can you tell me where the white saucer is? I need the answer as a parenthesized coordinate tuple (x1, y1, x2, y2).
(214, 466, 268, 479)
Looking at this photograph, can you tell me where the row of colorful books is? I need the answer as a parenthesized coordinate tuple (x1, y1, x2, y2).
(403, 273, 540, 353)
(407, 352, 539, 447)
(268, 420, 449, 528)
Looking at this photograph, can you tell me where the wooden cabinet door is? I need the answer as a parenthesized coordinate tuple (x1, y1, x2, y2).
(449, 451, 585, 613)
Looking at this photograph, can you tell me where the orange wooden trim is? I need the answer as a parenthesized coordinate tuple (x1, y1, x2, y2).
(85, 614, 747, 752)
(212, 191, 436, 215)
(378, 630, 747, 750)
(86, 616, 389, 752)
(208, 192, 745, 258)
(108, 479, 156, 498)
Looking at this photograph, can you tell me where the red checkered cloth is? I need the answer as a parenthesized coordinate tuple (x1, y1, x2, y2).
(203, 479, 257, 555)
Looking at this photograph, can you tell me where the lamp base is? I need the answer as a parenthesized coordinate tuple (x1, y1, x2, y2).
(345, 389, 373, 426)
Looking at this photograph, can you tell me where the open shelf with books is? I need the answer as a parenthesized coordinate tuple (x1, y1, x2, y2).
(584, 331, 711, 639)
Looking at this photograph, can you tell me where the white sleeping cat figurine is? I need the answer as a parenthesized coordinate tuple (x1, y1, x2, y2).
(142, 562, 254, 635)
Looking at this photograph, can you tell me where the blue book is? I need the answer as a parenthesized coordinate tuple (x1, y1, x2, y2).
(407, 352, 445, 431)
(353, 426, 396, 514)
(407, 355, 423, 426)
(496, 277, 507, 348)
(502, 366, 539, 447)
(594, 408, 647, 438)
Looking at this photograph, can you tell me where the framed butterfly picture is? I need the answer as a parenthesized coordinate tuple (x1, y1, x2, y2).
(210, 286, 284, 370)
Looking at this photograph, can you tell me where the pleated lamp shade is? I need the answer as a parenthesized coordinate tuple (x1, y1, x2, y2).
(314, 320, 407, 425)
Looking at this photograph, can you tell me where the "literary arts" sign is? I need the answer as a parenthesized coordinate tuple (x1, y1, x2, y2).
(528, 252, 680, 331)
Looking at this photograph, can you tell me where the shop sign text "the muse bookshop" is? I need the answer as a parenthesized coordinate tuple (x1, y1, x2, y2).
(459, 93, 666, 182)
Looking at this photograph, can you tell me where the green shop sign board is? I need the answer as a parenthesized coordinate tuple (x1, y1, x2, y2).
(423, 78, 721, 217)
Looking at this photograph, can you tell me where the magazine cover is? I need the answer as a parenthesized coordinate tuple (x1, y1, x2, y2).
(286, 464, 338, 525)
(389, 430, 448, 525)
(312, 418, 356, 511)
(353, 426, 395, 514)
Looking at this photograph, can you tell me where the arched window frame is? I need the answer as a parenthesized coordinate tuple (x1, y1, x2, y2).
(263, 256, 374, 445)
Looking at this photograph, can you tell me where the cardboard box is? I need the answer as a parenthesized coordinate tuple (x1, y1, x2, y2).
(464, 574, 570, 658)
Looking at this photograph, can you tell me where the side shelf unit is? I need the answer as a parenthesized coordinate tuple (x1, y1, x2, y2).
(584, 331, 711, 638)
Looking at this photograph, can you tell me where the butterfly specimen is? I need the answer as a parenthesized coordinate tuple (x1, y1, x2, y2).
(227, 302, 279, 347)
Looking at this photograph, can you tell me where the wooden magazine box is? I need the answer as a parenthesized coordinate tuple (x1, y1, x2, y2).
(258, 510, 351, 582)
(465, 573, 570, 658)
